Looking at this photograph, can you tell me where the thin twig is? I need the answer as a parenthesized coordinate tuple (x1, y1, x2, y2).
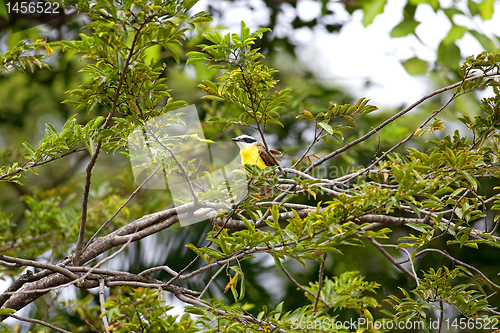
(73, 111, 113, 267)
(281, 265, 331, 309)
(198, 265, 226, 299)
(9, 314, 72, 333)
(139, 104, 199, 206)
(0, 148, 86, 181)
(348, 88, 458, 182)
(0, 254, 77, 280)
(291, 127, 321, 169)
(238, 64, 284, 174)
(313, 253, 327, 313)
(368, 238, 417, 282)
(135, 307, 145, 332)
(139, 265, 179, 277)
(99, 279, 109, 331)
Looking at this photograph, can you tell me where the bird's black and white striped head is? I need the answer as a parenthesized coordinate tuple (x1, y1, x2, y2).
(232, 135, 258, 149)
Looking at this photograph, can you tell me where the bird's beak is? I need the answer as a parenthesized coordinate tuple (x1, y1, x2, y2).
(231, 138, 238, 142)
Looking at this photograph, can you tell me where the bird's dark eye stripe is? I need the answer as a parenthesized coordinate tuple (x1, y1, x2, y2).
(242, 138, 255, 143)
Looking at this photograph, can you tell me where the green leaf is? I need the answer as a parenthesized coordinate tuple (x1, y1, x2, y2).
(0, 308, 15, 315)
(186, 57, 209, 65)
(406, 223, 429, 233)
(468, 0, 479, 16)
(437, 41, 461, 68)
(239, 274, 246, 301)
(464, 242, 478, 249)
(22, 142, 36, 157)
(443, 8, 464, 20)
(318, 122, 334, 135)
(163, 44, 180, 63)
(164, 100, 189, 112)
(460, 228, 472, 248)
(271, 204, 280, 227)
(477, 0, 494, 20)
(272, 253, 283, 270)
(460, 170, 478, 191)
(469, 30, 498, 52)
(396, 243, 414, 249)
(402, 57, 428, 75)
(185, 243, 206, 261)
(242, 217, 255, 233)
(186, 51, 210, 58)
(444, 25, 467, 44)
(390, 19, 420, 38)
(362, 0, 387, 27)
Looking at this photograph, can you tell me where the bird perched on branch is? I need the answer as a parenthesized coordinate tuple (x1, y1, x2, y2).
(232, 134, 283, 197)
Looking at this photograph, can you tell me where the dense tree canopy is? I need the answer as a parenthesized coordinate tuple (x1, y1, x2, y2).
(1, 0, 500, 332)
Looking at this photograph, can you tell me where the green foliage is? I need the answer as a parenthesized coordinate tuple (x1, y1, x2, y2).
(304, 271, 380, 313)
(0, 115, 95, 183)
(297, 98, 378, 145)
(188, 22, 290, 130)
(384, 267, 497, 326)
(104, 288, 198, 333)
(0, 39, 52, 72)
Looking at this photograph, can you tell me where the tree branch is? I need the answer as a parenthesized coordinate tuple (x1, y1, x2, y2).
(303, 72, 500, 174)
(8, 314, 72, 333)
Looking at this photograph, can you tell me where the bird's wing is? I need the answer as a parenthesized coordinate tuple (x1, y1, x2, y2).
(258, 144, 281, 166)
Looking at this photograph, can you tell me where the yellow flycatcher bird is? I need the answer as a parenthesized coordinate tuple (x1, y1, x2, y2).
(232, 135, 283, 197)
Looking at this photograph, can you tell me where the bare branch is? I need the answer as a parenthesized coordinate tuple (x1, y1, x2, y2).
(368, 238, 417, 282)
(0, 255, 77, 280)
(8, 314, 72, 333)
(99, 279, 109, 331)
(313, 253, 327, 313)
(198, 264, 226, 299)
(281, 265, 331, 309)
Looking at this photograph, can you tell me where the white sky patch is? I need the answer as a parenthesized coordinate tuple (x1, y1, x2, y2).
(296, 0, 321, 22)
(296, 5, 428, 107)
(414, 4, 451, 54)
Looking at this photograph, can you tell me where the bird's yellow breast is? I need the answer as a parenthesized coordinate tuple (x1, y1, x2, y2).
(240, 145, 266, 169)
